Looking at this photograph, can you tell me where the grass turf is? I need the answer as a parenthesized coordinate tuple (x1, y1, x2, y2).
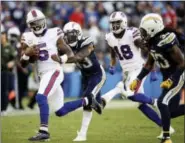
(1, 108, 184, 143)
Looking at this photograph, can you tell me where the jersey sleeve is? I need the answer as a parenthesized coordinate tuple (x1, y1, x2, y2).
(56, 27, 64, 40)
(157, 32, 179, 51)
(81, 37, 94, 48)
(132, 27, 141, 41)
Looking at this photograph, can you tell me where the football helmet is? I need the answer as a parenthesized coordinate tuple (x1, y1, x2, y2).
(109, 11, 127, 34)
(7, 27, 21, 43)
(63, 22, 82, 47)
(139, 13, 164, 39)
(26, 9, 46, 35)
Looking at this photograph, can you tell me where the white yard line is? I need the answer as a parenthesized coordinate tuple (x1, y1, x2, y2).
(1, 100, 138, 117)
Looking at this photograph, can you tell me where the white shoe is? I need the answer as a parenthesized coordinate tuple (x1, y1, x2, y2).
(157, 126, 175, 139)
(73, 131, 86, 142)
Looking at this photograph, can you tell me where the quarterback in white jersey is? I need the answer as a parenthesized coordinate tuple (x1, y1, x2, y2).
(101, 11, 174, 138)
(20, 9, 101, 142)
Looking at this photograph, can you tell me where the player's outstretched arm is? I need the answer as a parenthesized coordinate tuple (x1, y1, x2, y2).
(67, 43, 94, 63)
(57, 37, 74, 58)
(130, 54, 155, 91)
(137, 54, 155, 80)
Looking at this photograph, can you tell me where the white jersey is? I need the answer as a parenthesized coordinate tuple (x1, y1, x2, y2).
(105, 27, 145, 71)
(21, 27, 63, 75)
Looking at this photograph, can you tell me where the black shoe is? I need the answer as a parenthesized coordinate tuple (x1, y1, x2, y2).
(89, 96, 102, 115)
(28, 130, 50, 141)
(101, 98, 106, 109)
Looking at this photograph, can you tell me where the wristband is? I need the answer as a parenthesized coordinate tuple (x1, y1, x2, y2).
(137, 67, 150, 80)
(22, 54, 30, 60)
(60, 54, 68, 63)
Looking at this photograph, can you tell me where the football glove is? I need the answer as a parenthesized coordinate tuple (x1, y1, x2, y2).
(109, 66, 115, 75)
(130, 79, 141, 91)
(160, 79, 173, 89)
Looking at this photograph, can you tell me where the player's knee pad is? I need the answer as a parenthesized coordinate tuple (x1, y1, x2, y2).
(36, 94, 47, 106)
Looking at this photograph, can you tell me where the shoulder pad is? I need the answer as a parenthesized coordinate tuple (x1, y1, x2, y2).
(81, 36, 93, 48)
(157, 32, 176, 47)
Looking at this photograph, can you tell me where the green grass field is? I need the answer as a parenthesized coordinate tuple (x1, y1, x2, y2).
(1, 102, 184, 143)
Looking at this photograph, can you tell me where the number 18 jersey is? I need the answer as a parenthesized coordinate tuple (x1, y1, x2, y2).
(105, 27, 145, 71)
(21, 27, 63, 75)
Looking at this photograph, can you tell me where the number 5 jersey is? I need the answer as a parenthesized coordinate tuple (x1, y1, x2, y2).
(21, 27, 63, 75)
(105, 27, 145, 71)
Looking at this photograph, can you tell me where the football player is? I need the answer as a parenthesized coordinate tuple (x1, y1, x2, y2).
(130, 13, 185, 143)
(52, 21, 106, 141)
(101, 11, 175, 138)
(20, 9, 101, 141)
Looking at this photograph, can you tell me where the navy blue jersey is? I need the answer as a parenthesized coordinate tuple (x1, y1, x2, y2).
(149, 31, 184, 79)
(72, 36, 102, 76)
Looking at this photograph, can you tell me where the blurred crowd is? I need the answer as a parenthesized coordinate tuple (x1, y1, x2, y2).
(1, 1, 185, 113)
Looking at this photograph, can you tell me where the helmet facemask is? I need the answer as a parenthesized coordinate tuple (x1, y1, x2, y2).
(140, 28, 151, 41)
(110, 20, 123, 34)
(64, 29, 79, 47)
(28, 18, 46, 35)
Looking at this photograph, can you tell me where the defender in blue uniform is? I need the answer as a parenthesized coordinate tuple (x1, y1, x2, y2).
(130, 13, 185, 143)
(61, 22, 106, 141)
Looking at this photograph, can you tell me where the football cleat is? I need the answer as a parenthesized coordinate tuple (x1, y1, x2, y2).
(28, 130, 50, 142)
(157, 127, 175, 139)
(90, 96, 102, 115)
(73, 131, 86, 142)
(101, 98, 106, 109)
(161, 138, 172, 143)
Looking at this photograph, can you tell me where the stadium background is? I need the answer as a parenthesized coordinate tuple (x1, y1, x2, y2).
(1, 1, 185, 110)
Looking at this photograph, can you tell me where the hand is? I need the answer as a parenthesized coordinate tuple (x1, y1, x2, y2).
(160, 79, 173, 89)
(51, 54, 61, 63)
(25, 45, 39, 57)
(130, 79, 141, 91)
(7, 61, 15, 69)
(109, 66, 115, 75)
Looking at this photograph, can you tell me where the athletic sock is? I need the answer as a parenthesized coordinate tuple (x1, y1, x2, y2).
(79, 110, 93, 135)
(128, 93, 153, 105)
(138, 104, 162, 127)
(36, 94, 49, 131)
(101, 87, 121, 104)
(55, 98, 87, 117)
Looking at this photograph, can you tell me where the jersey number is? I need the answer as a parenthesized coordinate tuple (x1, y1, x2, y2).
(151, 53, 170, 69)
(114, 45, 133, 60)
(36, 43, 49, 61)
(77, 57, 92, 69)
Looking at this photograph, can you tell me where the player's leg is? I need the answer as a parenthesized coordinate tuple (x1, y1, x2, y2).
(101, 71, 126, 105)
(28, 69, 64, 141)
(157, 74, 184, 142)
(54, 86, 88, 117)
(74, 69, 106, 141)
